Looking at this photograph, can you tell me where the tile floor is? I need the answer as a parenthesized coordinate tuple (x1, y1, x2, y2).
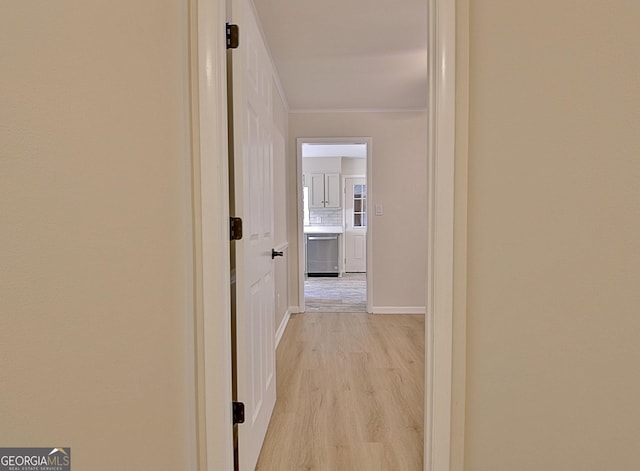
(304, 273, 367, 312)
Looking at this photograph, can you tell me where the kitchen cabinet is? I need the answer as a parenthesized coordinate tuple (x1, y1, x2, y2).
(309, 173, 340, 208)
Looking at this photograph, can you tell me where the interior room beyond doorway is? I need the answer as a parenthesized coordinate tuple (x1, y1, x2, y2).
(299, 139, 371, 313)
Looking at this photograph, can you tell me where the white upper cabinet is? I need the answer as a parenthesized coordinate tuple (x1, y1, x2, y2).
(309, 173, 325, 208)
(309, 173, 341, 208)
(324, 173, 341, 208)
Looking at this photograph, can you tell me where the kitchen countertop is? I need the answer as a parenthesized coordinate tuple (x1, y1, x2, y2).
(303, 225, 343, 234)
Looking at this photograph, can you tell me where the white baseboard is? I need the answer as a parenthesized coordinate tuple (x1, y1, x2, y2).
(275, 307, 293, 347)
(371, 306, 426, 315)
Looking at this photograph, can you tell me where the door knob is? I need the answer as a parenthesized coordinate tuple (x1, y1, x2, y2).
(271, 248, 284, 259)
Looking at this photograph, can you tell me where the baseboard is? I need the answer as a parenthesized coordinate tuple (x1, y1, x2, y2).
(275, 307, 293, 348)
(371, 306, 426, 315)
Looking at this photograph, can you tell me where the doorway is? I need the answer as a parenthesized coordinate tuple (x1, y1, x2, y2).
(297, 138, 372, 313)
(191, 0, 457, 469)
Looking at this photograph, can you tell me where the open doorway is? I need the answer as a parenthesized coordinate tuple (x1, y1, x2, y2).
(297, 137, 372, 313)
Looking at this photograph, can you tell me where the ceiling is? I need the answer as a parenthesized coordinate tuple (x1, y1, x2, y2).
(251, 0, 428, 112)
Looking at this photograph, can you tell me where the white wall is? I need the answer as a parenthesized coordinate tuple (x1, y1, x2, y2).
(289, 111, 428, 311)
(302, 157, 342, 174)
(342, 157, 367, 175)
(302, 156, 366, 176)
(461, 1, 640, 470)
(0, 2, 196, 470)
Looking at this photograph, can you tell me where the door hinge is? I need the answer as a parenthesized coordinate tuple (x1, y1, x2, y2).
(226, 23, 239, 49)
(230, 217, 243, 240)
(233, 401, 245, 424)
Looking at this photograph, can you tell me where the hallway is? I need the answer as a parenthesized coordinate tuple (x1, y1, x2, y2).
(256, 312, 424, 470)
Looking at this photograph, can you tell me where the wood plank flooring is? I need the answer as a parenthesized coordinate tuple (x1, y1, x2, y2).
(255, 313, 424, 471)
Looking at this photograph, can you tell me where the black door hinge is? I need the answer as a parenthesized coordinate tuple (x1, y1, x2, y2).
(230, 217, 243, 240)
(233, 401, 245, 424)
(226, 23, 239, 49)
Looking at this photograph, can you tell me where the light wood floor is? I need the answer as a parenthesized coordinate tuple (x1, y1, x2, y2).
(255, 313, 424, 471)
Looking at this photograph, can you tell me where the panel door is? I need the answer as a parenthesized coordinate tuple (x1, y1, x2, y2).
(230, 0, 276, 469)
(344, 177, 367, 272)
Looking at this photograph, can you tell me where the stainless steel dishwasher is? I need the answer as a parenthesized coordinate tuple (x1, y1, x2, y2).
(306, 233, 339, 276)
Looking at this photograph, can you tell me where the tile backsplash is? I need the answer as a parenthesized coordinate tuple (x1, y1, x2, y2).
(308, 208, 343, 226)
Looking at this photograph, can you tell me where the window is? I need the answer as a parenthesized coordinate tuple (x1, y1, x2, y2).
(353, 184, 367, 228)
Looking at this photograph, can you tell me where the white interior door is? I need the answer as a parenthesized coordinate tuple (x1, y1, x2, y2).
(230, 0, 276, 469)
(345, 177, 367, 273)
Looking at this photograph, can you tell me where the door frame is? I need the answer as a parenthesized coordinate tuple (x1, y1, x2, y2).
(425, 0, 456, 470)
(297, 137, 373, 314)
(192, 0, 457, 469)
(189, 0, 233, 469)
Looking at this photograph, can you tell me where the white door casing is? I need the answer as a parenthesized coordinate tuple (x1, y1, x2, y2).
(344, 177, 367, 273)
(424, 0, 456, 470)
(191, 0, 234, 469)
(230, 0, 276, 469)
